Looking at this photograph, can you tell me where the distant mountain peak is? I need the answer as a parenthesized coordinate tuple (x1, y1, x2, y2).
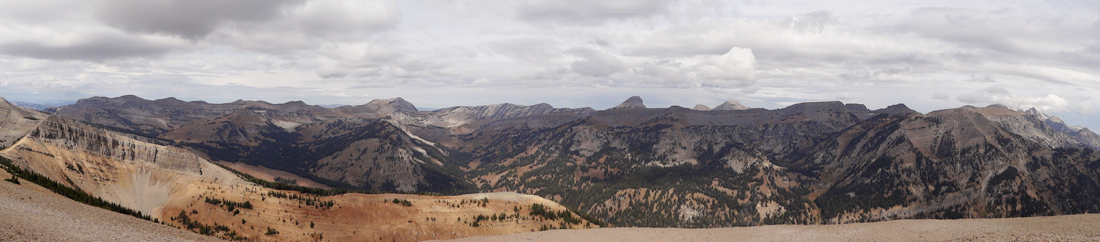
(284, 100, 308, 106)
(713, 100, 748, 111)
(692, 104, 711, 111)
(613, 96, 646, 109)
(367, 97, 417, 112)
(118, 94, 145, 100)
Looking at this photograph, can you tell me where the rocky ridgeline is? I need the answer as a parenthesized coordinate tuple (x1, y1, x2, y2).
(27, 116, 204, 175)
(24, 94, 1100, 228)
(0, 97, 48, 148)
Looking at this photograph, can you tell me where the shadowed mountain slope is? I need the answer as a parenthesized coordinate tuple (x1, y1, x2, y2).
(41, 95, 1100, 228)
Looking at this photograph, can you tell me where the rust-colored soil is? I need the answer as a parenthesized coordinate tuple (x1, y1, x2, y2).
(442, 214, 1100, 242)
(161, 184, 596, 242)
(215, 161, 331, 189)
(0, 169, 221, 242)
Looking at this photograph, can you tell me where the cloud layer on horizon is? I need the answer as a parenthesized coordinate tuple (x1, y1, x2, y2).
(1, 0, 1098, 128)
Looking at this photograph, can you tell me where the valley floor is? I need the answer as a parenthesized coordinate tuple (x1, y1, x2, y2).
(0, 169, 221, 242)
(439, 213, 1100, 242)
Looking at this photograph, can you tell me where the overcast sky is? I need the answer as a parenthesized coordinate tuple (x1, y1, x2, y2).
(1, 0, 1099, 128)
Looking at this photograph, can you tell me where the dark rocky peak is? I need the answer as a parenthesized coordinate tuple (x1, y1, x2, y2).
(283, 100, 308, 106)
(73, 95, 143, 106)
(844, 103, 869, 112)
(713, 100, 748, 111)
(782, 101, 846, 113)
(150, 97, 200, 109)
(117, 94, 146, 101)
(153, 97, 184, 104)
(692, 104, 711, 111)
(612, 96, 646, 109)
(873, 103, 921, 117)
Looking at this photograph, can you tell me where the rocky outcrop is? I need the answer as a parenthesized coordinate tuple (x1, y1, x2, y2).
(0, 97, 47, 148)
(713, 100, 748, 111)
(334, 97, 418, 118)
(612, 96, 646, 109)
(1025, 108, 1100, 150)
(1, 114, 240, 219)
(25, 116, 205, 175)
(795, 105, 1100, 222)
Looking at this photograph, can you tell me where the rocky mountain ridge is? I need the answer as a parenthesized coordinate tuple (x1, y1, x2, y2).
(0, 97, 594, 241)
(34, 94, 1100, 228)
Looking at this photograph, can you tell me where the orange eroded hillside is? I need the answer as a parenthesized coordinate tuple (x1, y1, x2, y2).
(161, 186, 598, 241)
(215, 161, 331, 189)
(0, 113, 596, 242)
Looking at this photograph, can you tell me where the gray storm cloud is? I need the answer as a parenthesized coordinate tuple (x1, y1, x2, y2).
(0, 34, 178, 61)
(518, 0, 672, 25)
(0, 0, 1097, 129)
(95, 0, 304, 39)
(566, 48, 626, 77)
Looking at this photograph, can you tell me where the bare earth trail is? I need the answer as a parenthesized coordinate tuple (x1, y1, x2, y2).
(441, 214, 1100, 242)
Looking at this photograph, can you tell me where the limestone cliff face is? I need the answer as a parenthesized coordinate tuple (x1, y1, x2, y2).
(25, 116, 205, 175)
(1, 115, 239, 219)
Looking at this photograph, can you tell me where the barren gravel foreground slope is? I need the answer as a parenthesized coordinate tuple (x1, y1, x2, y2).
(0, 169, 222, 242)
(441, 214, 1100, 242)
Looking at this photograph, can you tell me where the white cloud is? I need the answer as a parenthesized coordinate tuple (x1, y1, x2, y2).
(695, 47, 757, 87)
(0, 0, 1098, 129)
(932, 93, 950, 101)
(323, 92, 370, 98)
(488, 38, 564, 63)
(957, 86, 1069, 112)
(565, 47, 626, 77)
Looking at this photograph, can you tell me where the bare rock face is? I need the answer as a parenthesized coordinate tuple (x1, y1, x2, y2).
(334, 97, 418, 118)
(612, 96, 646, 109)
(389, 102, 595, 132)
(713, 100, 748, 111)
(692, 104, 711, 111)
(1, 114, 239, 219)
(0, 97, 47, 148)
(1025, 107, 1100, 150)
(797, 105, 1100, 223)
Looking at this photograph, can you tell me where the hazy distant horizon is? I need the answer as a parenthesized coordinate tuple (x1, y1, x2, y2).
(2, 0, 1098, 129)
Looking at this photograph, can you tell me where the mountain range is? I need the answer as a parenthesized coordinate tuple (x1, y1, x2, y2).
(5, 94, 1100, 230)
